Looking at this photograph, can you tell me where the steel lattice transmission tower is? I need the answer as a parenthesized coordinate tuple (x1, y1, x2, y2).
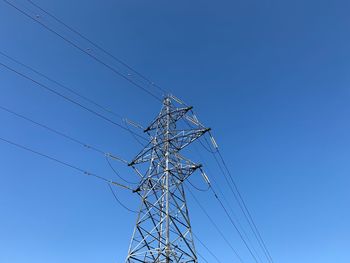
(125, 95, 210, 263)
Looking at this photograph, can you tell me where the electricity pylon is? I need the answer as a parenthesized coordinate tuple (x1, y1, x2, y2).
(125, 95, 210, 263)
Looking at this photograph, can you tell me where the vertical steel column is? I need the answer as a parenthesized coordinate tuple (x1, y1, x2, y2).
(165, 97, 170, 263)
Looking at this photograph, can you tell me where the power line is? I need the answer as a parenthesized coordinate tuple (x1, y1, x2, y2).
(0, 135, 131, 190)
(0, 50, 123, 120)
(186, 185, 245, 263)
(0, 61, 148, 142)
(0, 103, 139, 186)
(192, 232, 222, 263)
(192, 139, 265, 262)
(187, 179, 209, 192)
(25, 0, 168, 95)
(105, 155, 137, 185)
(189, 126, 266, 262)
(201, 132, 274, 263)
(211, 148, 266, 262)
(0, 102, 132, 162)
(0, 104, 105, 155)
(0, 50, 149, 146)
(107, 183, 137, 213)
(122, 118, 146, 147)
(2, 0, 163, 101)
(210, 172, 265, 263)
(208, 184, 262, 263)
(217, 149, 274, 263)
(196, 252, 210, 263)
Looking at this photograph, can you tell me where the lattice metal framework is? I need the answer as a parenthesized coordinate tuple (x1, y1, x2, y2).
(125, 96, 210, 263)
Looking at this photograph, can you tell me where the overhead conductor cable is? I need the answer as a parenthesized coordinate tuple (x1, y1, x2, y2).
(0, 136, 131, 190)
(2, 0, 163, 101)
(0, 61, 148, 142)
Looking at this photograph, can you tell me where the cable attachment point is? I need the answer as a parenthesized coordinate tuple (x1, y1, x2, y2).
(210, 135, 218, 149)
(200, 169, 211, 185)
(170, 94, 187, 106)
(107, 153, 129, 164)
(124, 118, 144, 130)
(132, 186, 141, 193)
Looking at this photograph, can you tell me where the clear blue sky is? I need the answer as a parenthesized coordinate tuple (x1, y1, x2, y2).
(1, 0, 349, 262)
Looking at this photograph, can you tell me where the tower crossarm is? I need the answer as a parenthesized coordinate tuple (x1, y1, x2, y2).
(144, 106, 193, 133)
(133, 155, 202, 193)
(129, 128, 210, 166)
